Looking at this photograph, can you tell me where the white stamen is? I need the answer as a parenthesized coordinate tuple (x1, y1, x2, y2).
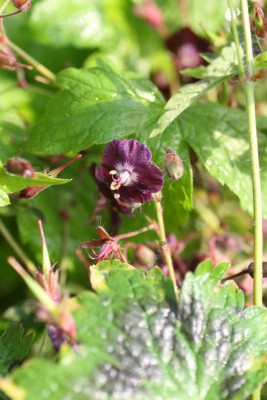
(111, 181, 119, 190)
(114, 193, 120, 199)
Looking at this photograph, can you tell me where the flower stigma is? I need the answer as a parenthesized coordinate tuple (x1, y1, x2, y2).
(109, 163, 138, 194)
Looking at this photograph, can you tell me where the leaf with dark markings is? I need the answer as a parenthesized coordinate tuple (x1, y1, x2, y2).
(2, 261, 267, 400)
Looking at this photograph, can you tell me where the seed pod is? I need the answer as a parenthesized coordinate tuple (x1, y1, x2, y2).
(5, 157, 35, 177)
(12, 0, 31, 12)
(164, 149, 184, 180)
(247, 262, 267, 278)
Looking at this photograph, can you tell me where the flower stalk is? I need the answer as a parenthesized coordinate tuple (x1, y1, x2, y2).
(228, 1, 263, 397)
(154, 198, 179, 302)
(239, 0, 263, 308)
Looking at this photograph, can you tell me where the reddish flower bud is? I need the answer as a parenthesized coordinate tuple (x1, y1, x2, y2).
(12, 0, 31, 12)
(9, 153, 82, 200)
(164, 149, 184, 180)
(5, 157, 35, 177)
(135, 245, 156, 269)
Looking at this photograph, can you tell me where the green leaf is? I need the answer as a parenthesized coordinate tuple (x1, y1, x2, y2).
(187, 0, 229, 36)
(150, 78, 229, 138)
(150, 44, 241, 139)
(3, 262, 267, 399)
(0, 191, 10, 207)
(16, 163, 98, 268)
(0, 163, 71, 207)
(29, 0, 129, 49)
(137, 120, 193, 226)
(255, 51, 267, 69)
(181, 44, 239, 80)
(0, 169, 70, 194)
(160, 142, 193, 225)
(27, 62, 165, 155)
(178, 103, 267, 217)
(0, 325, 32, 376)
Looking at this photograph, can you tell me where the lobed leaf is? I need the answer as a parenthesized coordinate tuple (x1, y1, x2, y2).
(27, 62, 165, 155)
(0, 325, 32, 376)
(149, 78, 229, 138)
(178, 103, 267, 218)
(2, 261, 267, 400)
(0, 163, 71, 208)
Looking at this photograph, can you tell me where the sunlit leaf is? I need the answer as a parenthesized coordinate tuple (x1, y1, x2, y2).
(27, 62, 165, 155)
(2, 262, 267, 400)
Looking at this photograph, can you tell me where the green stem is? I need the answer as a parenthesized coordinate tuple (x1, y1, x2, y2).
(6, 39, 56, 84)
(238, 2, 263, 396)
(227, 0, 245, 79)
(227, 1, 263, 398)
(0, 218, 36, 272)
(154, 200, 179, 302)
(240, 0, 263, 307)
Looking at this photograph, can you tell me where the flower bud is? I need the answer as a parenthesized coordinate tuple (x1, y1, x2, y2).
(12, 0, 31, 12)
(5, 157, 35, 177)
(164, 149, 184, 180)
(247, 262, 267, 278)
(135, 245, 156, 268)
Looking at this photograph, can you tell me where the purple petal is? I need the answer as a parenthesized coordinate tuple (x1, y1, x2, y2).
(119, 163, 163, 203)
(102, 139, 152, 169)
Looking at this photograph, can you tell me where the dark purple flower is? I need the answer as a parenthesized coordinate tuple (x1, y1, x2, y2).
(91, 162, 134, 217)
(101, 139, 163, 204)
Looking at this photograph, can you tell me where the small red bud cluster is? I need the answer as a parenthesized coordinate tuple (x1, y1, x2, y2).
(5, 157, 36, 177)
(7, 153, 82, 200)
(12, 0, 31, 12)
(250, 2, 267, 37)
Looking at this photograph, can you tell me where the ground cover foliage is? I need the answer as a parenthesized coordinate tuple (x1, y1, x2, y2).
(0, 0, 267, 399)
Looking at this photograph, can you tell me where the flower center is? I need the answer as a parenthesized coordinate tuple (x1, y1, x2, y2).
(110, 169, 132, 191)
(108, 163, 138, 199)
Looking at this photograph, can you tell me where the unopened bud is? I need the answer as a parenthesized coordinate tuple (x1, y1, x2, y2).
(12, 0, 31, 12)
(164, 149, 184, 180)
(5, 157, 35, 177)
(135, 245, 156, 268)
(247, 262, 267, 278)
(17, 185, 47, 199)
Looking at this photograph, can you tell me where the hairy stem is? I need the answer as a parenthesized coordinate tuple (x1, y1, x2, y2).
(0, 218, 36, 272)
(154, 200, 179, 301)
(239, 1, 263, 397)
(6, 39, 56, 84)
(240, 0, 263, 307)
